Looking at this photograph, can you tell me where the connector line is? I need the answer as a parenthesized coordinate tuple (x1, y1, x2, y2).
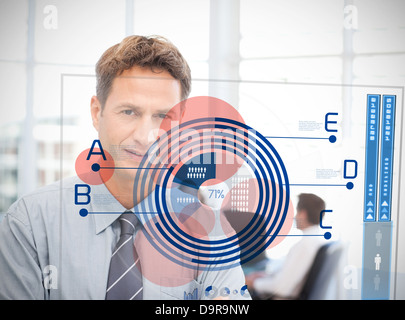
(99, 167, 170, 170)
(79, 208, 158, 217)
(289, 183, 346, 186)
(284, 181, 354, 190)
(265, 136, 329, 140)
(87, 211, 158, 214)
(274, 234, 327, 237)
(265, 135, 337, 143)
(253, 233, 330, 238)
(288, 182, 354, 189)
(91, 163, 171, 172)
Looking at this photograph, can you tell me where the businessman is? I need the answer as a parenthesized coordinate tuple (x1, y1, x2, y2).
(0, 35, 249, 300)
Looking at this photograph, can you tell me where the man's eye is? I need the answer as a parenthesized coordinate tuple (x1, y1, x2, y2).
(122, 110, 134, 116)
(157, 113, 170, 119)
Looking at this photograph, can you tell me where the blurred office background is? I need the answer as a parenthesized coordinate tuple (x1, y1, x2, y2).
(0, 0, 404, 298)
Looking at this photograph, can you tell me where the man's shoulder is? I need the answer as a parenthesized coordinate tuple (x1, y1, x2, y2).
(7, 176, 82, 221)
(18, 176, 80, 201)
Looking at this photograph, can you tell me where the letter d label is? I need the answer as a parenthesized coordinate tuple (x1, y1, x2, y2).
(344, 160, 358, 179)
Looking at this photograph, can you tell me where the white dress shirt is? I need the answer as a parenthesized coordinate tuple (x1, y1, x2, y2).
(253, 225, 327, 298)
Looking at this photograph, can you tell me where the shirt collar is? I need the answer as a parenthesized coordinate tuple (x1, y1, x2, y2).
(89, 182, 127, 235)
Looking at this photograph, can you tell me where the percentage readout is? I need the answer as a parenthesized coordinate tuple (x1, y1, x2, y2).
(208, 189, 225, 199)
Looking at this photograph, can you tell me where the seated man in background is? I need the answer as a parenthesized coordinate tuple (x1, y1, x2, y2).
(245, 193, 328, 299)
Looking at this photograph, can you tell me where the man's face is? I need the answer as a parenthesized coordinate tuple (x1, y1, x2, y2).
(91, 66, 182, 183)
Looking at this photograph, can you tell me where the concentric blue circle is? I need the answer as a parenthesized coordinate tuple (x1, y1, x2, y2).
(133, 117, 290, 270)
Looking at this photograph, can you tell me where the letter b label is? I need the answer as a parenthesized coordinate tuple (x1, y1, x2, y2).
(75, 184, 91, 205)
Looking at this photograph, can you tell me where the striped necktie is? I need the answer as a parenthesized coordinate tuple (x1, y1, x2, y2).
(105, 211, 143, 300)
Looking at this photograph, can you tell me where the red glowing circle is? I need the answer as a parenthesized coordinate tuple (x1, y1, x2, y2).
(75, 148, 115, 185)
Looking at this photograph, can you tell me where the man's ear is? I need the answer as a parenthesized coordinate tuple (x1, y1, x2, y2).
(90, 96, 102, 132)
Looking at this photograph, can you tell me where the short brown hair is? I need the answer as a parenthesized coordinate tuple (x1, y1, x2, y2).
(95, 35, 191, 107)
(297, 193, 326, 225)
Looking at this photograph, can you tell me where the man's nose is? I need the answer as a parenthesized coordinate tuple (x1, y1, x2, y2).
(132, 118, 158, 149)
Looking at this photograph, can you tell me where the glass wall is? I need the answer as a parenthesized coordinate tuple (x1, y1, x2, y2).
(0, 0, 404, 298)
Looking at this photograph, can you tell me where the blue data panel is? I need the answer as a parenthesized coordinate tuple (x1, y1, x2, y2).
(364, 95, 381, 221)
(378, 95, 396, 221)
